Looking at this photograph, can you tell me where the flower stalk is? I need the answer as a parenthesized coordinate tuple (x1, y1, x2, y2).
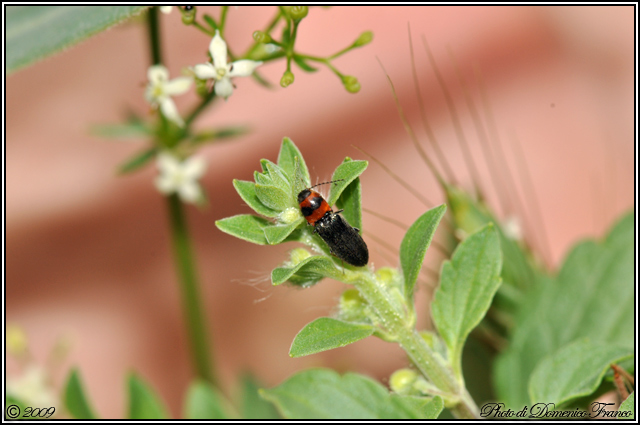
(148, 8, 216, 386)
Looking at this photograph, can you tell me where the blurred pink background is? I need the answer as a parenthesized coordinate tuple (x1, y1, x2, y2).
(6, 6, 634, 418)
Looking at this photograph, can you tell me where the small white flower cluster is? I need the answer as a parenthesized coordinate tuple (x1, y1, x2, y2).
(145, 28, 262, 203)
(145, 30, 262, 127)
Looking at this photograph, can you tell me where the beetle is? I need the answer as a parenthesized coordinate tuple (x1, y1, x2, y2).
(297, 181, 369, 267)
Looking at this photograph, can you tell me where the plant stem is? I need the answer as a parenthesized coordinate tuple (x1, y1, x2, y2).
(147, 7, 163, 66)
(353, 272, 479, 419)
(167, 194, 216, 385)
(147, 7, 216, 386)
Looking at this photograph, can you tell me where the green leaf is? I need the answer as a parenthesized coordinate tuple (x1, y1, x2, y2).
(619, 392, 634, 419)
(398, 395, 444, 419)
(255, 184, 291, 211)
(446, 185, 539, 292)
(259, 160, 291, 193)
(264, 218, 304, 245)
(183, 380, 234, 419)
(233, 180, 279, 218)
(271, 255, 338, 286)
(189, 126, 249, 145)
(334, 158, 363, 232)
(91, 122, 151, 140)
(64, 368, 97, 419)
(494, 211, 634, 410)
(289, 317, 374, 357)
(277, 137, 310, 190)
(238, 373, 281, 419)
(327, 160, 368, 206)
(127, 373, 169, 419)
(528, 339, 632, 407)
(260, 369, 442, 419)
(117, 147, 157, 174)
(293, 55, 319, 72)
(431, 224, 502, 378)
(6, 395, 27, 419)
(216, 215, 271, 245)
(399, 204, 447, 301)
(7, 6, 149, 74)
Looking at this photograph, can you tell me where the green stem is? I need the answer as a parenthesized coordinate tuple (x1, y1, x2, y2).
(147, 7, 163, 65)
(185, 90, 217, 127)
(167, 194, 216, 385)
(147, 8, 216, 386)
(352, 272, 479, 419)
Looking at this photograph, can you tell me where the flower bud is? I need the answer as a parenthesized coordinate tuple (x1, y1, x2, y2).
(181, 6, 196, 25)
(289, 6, 309, 20)
(389, 369, 418, 395)
(280, 70, 295, 88)
(289, 248, 312, 265)
(253, 30, 272, 44)
(279, 207, 301, 224)
(6, 325, 28, 357)
(342, 75, 360, 93)
(353, 31, 373, 47)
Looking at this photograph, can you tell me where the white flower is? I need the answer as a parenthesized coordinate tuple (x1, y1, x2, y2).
(145, 65, 192, 127)
(159, 6, 173, 14)
(503, 215, 523, 241)
(155, 153, 207, 203)
(7, 365, 57, 409)
(193, 30, 262, 99)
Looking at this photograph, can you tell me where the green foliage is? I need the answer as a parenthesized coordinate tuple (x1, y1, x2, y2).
(399, 204, 447, 301)
(259, 369, 443, 419)
(528, 339, 632, 406)
(431, 224, 502, 378)
(127, 373, 170, 419)
(117, 148, 157, 174)
(64, 368, 97, 419)
(619, 392, 634, 419)
(494, 211, 634, 410)
(216, 214, 271, 245)
(238, 373, 281, 419)
(271, 255, 338, 286)
(216, 138, 368, 263)
(6, 6, 149, 74)
(289, 317, 374, 357)
(183, 380, 234, 419)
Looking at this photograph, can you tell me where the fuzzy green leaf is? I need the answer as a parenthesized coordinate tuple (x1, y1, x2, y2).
(216, 215, 271, 245)
(271, 255, 338, 286)
(399, 204, 447, 301)
(619, 392, 635, 419)
(327, 160, 368, 206)
(117, 148, 157, 174)
(494, 211, 634, 410)
(7, 6, 149, 74)
(239, 373, 281, 419)
(260, 369, 442, 419)
(277, 137, 310, 189)
(264, 218, 304, 245)
(289, 318, 374, 357)
(127, 373, 169, 419)
(64, 368, 97, 419)
(432, 224, 502, 377)
(183, 380, 233, 419)
(528, 339, 632, 407)
(233, 180, 279, 218)
(255, 184, 290, 212)
(334, 157, 363, 232)
(259, 160, 291, 193)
